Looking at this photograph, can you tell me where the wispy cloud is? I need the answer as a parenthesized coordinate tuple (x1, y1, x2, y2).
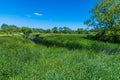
(34, 13, 43, 16)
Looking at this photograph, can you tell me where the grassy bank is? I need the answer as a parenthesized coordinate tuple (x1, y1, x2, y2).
(40, 34, 120, 54)
(0, 36, 120, 80)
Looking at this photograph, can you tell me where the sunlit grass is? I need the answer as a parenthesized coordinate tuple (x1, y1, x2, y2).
(0, 36, 120, 80)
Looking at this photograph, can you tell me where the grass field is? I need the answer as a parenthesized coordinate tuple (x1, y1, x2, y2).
(0, 34, 120, 80)
(40, 34, 120, 54)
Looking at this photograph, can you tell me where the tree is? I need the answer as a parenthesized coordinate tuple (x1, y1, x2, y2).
(85, 0, 120, 42)
(38, 28, 45, 33)
(76, 28, 84, 34)
(85, 0, 120, 29)
(62, 27, 71, 34)
(59, 27, 63, 33)
(45, 29, 51, 33)
(1, 24, 9, 33)
(32, 28, 42, 33)
(21, 27, 32, 35)
(9, 25, 18, 34)
(52, 27, 58, 33)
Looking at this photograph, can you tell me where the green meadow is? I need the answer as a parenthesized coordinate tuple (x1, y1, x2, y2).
(0, 0, 120, 79)
(0, 34, 120, 80)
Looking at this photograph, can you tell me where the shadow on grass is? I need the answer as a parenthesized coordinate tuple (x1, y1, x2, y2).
(31, 35, 120, 54)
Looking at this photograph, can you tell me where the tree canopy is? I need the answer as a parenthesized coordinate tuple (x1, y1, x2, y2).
(85, 0, 120, 29)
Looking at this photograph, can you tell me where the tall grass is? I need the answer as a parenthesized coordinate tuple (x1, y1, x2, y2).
(40, 34, 120, 54)
(0, 36, 120, 79)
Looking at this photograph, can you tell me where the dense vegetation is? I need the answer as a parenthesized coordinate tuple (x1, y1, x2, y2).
(39, 34, 120, 54)
(0, 0, 120, 79)
(85, 0, 120, 43)
(0, 36, 120, 80)
(0, 24, 89, 35)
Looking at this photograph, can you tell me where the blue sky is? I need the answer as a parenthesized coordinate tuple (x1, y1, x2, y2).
(0, 0, 97, 30)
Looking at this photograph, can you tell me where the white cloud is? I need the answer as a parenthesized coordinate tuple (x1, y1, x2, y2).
(34, 13, 43, 16)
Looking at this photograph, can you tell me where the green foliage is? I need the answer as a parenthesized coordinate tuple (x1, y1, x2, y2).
(1, 24, 89, 35)
(40, 34, 120, 54)
(9, 25, 19, 34)
(1, 24, 9, 33)
(85, 0, 120, 29)
(0, 36, 120, 79)
(94, 28, 120, 43)
(85, 0, 120, 43)
(32, 28, 44, 33)
(52, 27, 58, 33)
(62, 27, 72, 34)
(1, 24, 20, 35)
(76, 28, 84, 34)
(21, 27, 32, 35)
(45, 29, 51, 33)
(59, 27, 63, 33)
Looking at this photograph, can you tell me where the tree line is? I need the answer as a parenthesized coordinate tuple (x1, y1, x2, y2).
(0, 24, 90, 35)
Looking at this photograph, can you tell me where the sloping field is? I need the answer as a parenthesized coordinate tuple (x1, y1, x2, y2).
(0, 36, 120, 80)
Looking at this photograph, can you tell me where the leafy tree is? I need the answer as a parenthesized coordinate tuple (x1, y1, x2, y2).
(85, 0, 120, 43)
(1, 24, 19, 34)
(85, 0, 120, 29)
(21, 27, 32, 36)
(9, 25, 18, 34)
(38, 28, 45, 33)
(76, 28, 84, 34)
(59, 27, 63, 33)
(52, 27, 58, 33)
(1, 24, 9, 33)
(62, 27, 71, 34)
(45, 29, 51, 33)
(32, 28, 42, 33)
